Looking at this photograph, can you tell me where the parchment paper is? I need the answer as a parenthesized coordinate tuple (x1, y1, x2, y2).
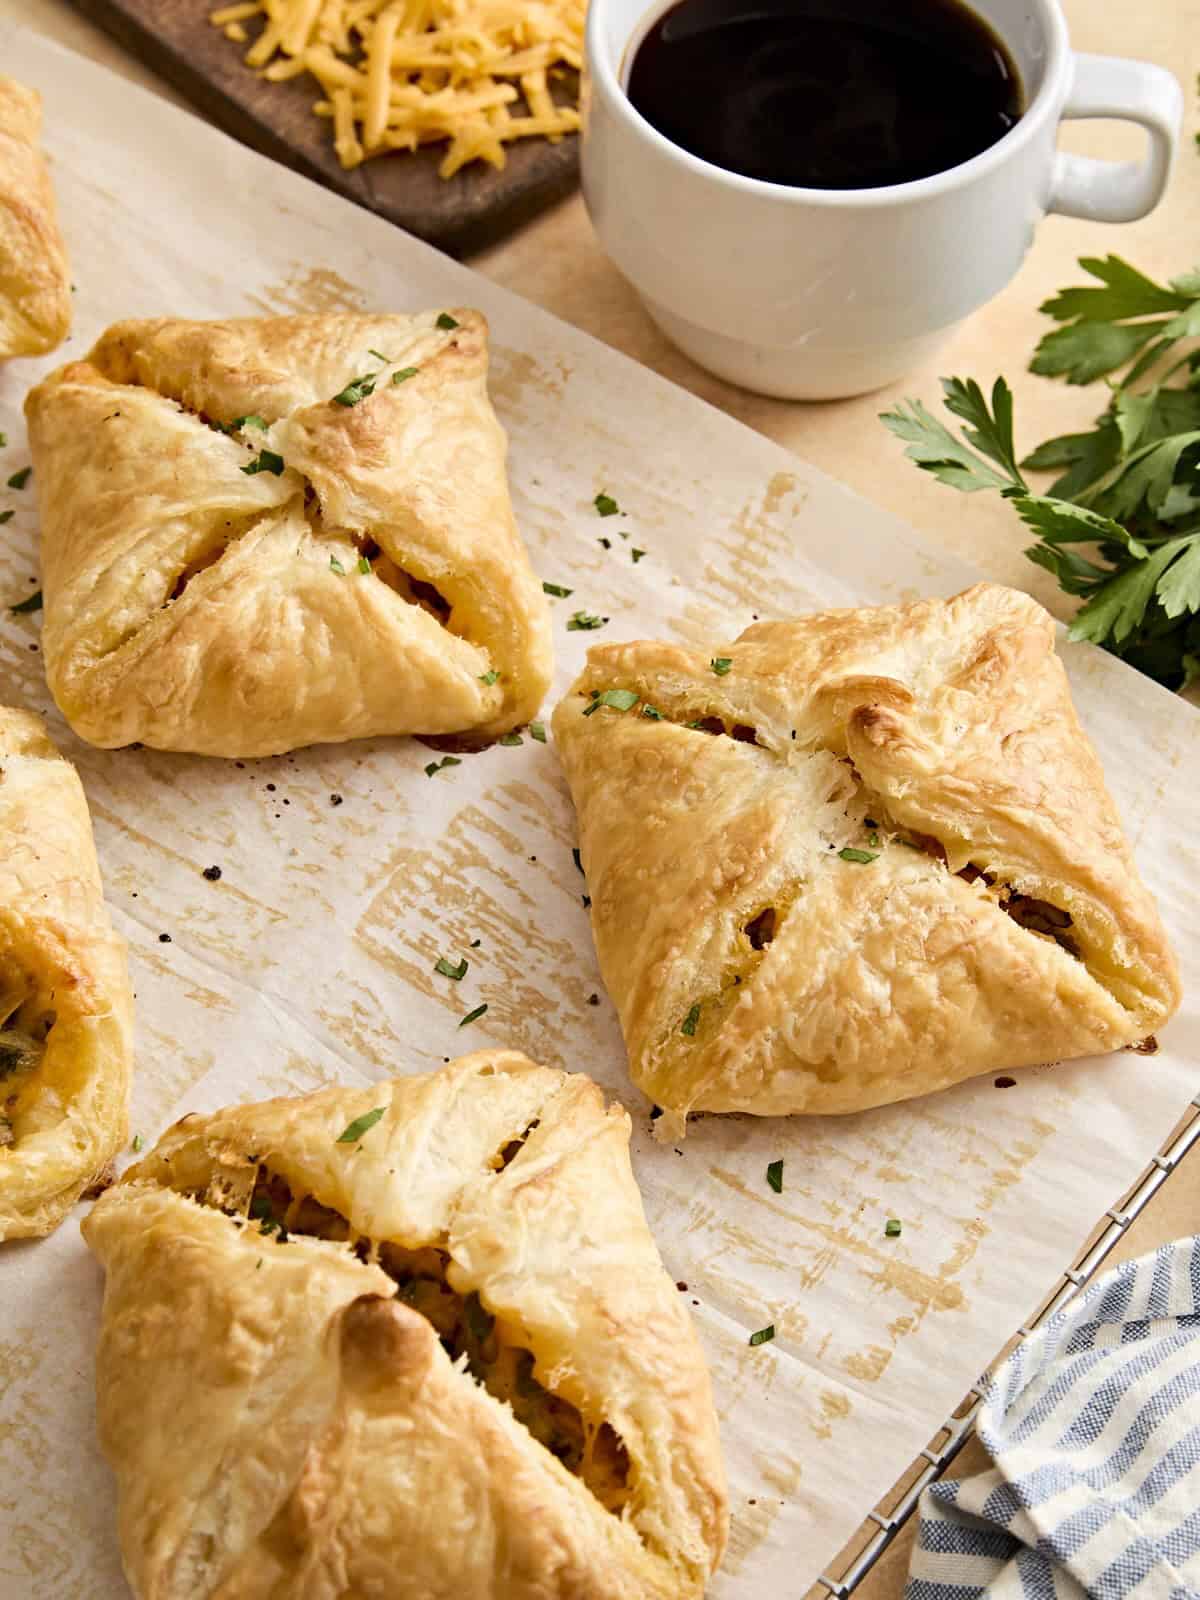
(0, 27, 1196, 1599)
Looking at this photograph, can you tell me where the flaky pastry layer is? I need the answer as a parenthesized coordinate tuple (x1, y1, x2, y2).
(0, 708, 132, 1238)
(0, 75, 70, 359)
(552, 584, 1181, 1123)
(25, 310, 552, 755)
(82, 1051, 727, 1599)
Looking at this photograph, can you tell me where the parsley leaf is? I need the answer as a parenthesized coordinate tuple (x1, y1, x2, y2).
(479, 669, 499, 684)
(567, 610, 606, 631)
(838, 847, 879, 864)
(498, 731, 523, 746)
(631, 547, 646, 562)
(358, 555, 372, 574)
(766, 1159, 783, 1193)
(436, 312, 460, 330)
(0, 510, 12, 525)
(242, 449, 284, 476)
(594, 492, 620, 516)
(392, 367, 419, 384)
(333, 374, 376, 406)
(368, 348, 390, 363)
(582, 687, 639, 716)
(336, 1106, 386, 1143)
(681, 1002, 701, 1036)
(749, 1324, 775, 1347)
(434, 956, 468, 980)
(711, 657, 733, 675)
(10, 589, 42, 614)
(6, 467, 31, 491)
(424, 755, 462, 777)
(459, 1002, 488, 1027)
(329, 555, 347, 575)
(885, 1218, 902, 1237)
(880, 254, 1200, 691)
(542, 581, 573, 597)
(529, 721, 547, 742)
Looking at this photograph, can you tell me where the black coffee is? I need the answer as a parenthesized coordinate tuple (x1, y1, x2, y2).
(625, 0, 1023, 190)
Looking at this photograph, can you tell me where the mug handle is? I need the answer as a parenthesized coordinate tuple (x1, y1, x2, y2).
(1046, 53, 1182, 223)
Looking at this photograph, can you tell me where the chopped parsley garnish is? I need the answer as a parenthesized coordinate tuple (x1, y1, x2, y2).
(642, 705, 662, 719)
(368, 348, 390, 363)
(594, 491, 620, 517)
(10, 590, 42, 614)
(7, 467, 31, 490)
(250, 1193, 282, 1234)
(392, 367, 419, 384)
(542, 581, 573, 597)
(885, 1218, 902, 1238)
(567, 610, 606, 631)
(766, 1159, 783, 1193)
(867, 831, 881, 848)
(459, 1002, 488, 1027)
(499, 731, 523, 746)
(424, 755, 462, 777)
(711, 657, 733, 675)
(358, 555, 372, 574)
(681, 1002, 701, 1036)
(333, 374, 377, 407)
(221, 413, 267, 433)
(434, 955, 469, 980)
(336, 1106, 386, 1143)
(599, 536, 611, 550)
(132, 1133, 144, 1153)
(749, 1324, 776, 1347)
(329, 555, 347, 575)
(436, 312, 460, 330)
(529, 721, 547, 742)
(582, 687, 638, 716)
(0, 510, 13, 525)
(242, 449, 284, 476)
(631, 547, 646, 563)
(838, 847, 879, 864)
(479, 669, 499, 684)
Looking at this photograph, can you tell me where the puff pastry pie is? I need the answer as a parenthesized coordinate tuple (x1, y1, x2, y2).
(0, 708, 132, 1239)
(82, 1050, 727, 1599)
(25, 310, 553, 756)
(552, 584, 1181, 1125)
(0, 75, 70, 359)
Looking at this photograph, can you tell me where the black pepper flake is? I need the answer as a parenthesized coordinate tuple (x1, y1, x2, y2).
(330, 793, 344, 806)
(650, 1105, 663, 1121)
(994, 1075, 1017, 1088)
(202, 865, 222, 882)
(587, 993, 600, 1005)
(470, 938, 481, 948)
(158, 933, 171, 943)
(265, 782, 276, 792)
(235, 761, 246, 769)
(676, 1281, 688, 1291)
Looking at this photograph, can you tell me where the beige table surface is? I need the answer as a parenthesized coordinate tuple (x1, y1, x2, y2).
(8, 1, 1200, 1592)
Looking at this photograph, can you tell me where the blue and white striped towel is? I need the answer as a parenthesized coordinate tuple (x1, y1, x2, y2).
(907, 1241, 1200, 1600)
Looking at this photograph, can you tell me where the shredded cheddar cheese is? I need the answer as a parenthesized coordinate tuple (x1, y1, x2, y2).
(209, 0, 583, 177)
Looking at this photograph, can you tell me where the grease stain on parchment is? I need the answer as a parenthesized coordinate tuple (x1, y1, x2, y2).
(250, 265, 367, 316)
(723, 1449, 805, 1573)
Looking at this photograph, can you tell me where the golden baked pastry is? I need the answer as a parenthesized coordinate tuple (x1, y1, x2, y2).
(0, 708, 132, 1240)
(552, 583, 1181, 1125)
(0, 75, 70, 359)
(25, 310, 553, 757)
(82, 1050, 727, 1599)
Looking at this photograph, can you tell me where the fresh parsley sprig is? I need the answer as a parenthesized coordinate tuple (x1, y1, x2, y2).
(880, 255, 1200, 690)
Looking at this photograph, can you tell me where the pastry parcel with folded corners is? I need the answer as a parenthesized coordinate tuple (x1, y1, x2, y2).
(552, 584, 1180, 1127)
(0, 708, 132, 1240)
(82, 1051, 728, 1599)
(0, 75, 71, 359)
(24, 310, 553, 756)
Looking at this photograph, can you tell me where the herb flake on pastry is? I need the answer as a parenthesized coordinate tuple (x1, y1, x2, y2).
(82, 1051, 727, 1599)
(551, 583, 1181, 1124)
(0, 75, 70, 360)
(0, 708, 132, 1239)
(24, 310, 553, 756)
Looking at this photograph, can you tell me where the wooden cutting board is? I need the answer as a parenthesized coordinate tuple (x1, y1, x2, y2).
(67, 0, 580, 257)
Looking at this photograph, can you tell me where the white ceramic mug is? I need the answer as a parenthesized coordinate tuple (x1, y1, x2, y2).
(581, 0, 1183, 400)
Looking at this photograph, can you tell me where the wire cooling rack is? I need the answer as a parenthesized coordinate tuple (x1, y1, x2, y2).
(803, 1088, 1200, 1600)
